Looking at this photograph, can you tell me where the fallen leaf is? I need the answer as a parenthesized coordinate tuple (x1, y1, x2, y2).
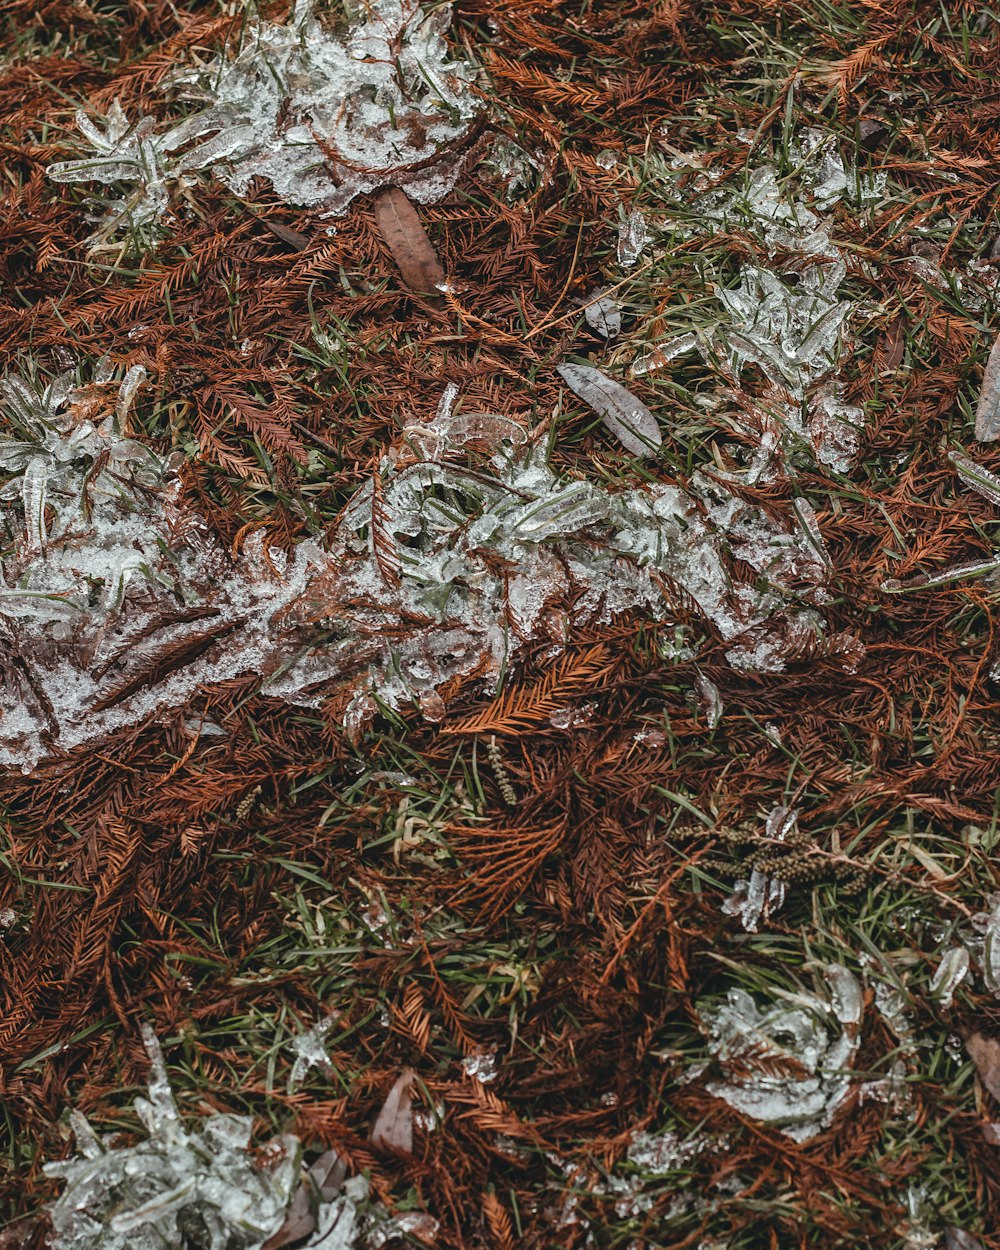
(966, 1032, 1000, 1102)
(261, 1151, 346, 1250)
(371, 1069, 414, 1154)
(373, 188, 446, 294)
(556, 362, 661, 455)
(945, 1229, 984, 1250)
(975, 330, 1000, 442)
(878, 315, 905, 372)
(263, 220, 310, 251)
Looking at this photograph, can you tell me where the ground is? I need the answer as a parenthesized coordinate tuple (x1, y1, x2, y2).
(2, 0, 1000, 1246)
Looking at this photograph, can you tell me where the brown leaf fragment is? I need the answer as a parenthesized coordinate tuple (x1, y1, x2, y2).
(966, 1031, 1000, 1102)
(371, 1068, 414, 1154)
(975, 331, 1000, 442)
(373, 188, 446, 294)
(556, 362, 661, 455)
(879, 315, 905, 372)
(261, 1151, 346, 1250)
(262, 220, 311, 251)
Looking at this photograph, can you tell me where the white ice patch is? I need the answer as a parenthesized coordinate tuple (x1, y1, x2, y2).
(48, 0, 479, 248)
(0, 367, 320, 770)
(701, 965, 863, 1141)
(43, 1025, 426, 1250)
(1, 370, 839, 766)
(645, 136, 870, 476)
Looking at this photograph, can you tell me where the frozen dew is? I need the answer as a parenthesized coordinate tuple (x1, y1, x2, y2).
(289, 1013, 338, 1088)
(651, 135, 873, 476)
(461, 1048, 499, 1083)
(720, 805, 797, 932)
(928, 947, 970, 1009)
(617, 208, 650, 268)
(700, 965, 863, 1141)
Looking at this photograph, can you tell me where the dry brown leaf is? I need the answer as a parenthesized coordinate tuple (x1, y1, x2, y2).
(556, 362, 661, 454)
(373, 188, 446, 294)
(262, 220, 311, 251)
(966, 1031, 1000, 1101)
(371, 1069, 415, 1154)
(975, 331, 1000, 441)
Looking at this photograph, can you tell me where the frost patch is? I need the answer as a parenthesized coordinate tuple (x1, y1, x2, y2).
(48, 0, 479, 249)
(0, 365, 319, 770)
(700, 965, 863, 1141)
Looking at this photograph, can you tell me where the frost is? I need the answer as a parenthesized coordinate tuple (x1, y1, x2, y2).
(928, 947, 969, 1009)
(0, 365, 321, 770)
(461, 1048, 498, 1083)
(701, 965, 862, 1141)
(49, 0, 479, 247)
(289, 1013, 338, 1088)
(720, 805, 796, 932)
(655, 136, 872, 476)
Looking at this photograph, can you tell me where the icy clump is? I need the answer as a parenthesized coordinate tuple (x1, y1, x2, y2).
(288, 1013, 337, 1088)
(49, 0, 479, 247)
(44, 1026, 427, 1250)
(701, 965, 863, 1141)
(44, 1024, 300, 1250)
(617, 208, 650, 268)
(653, 136, 870, 475)
(0, 366, 321, 770)
(274, 388, 836, 732)
(721, 805, 797, 932)
(928, 946, 969, 1009)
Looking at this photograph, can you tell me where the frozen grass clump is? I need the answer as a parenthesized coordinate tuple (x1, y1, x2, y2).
(44, 1025, 422, 1250)
(0, 366, 845, 766)
(48, 0, 479, 250)
(44, 1025, 301, 1250)
(638, 132, 872, 477)
(276, 384, 841, 737)
(0, 362, 320, 770)
(700, 965, 863, 1141)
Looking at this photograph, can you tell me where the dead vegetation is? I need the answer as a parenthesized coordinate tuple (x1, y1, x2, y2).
(3, 0, 1000, 1246)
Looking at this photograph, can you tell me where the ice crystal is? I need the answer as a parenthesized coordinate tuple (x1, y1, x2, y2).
(461, 1048, 499, 1083)
(49, 0, 479, 247)
(617, 208, 650, 268)
(43, 1027, 429, 1250)
(720, 805, 796, 932)
(928, 947, 969, 1009)
(289, 1013, 338, 1088)
(44, 1025, 300, 1250)
(701, 965, 862, 1141)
